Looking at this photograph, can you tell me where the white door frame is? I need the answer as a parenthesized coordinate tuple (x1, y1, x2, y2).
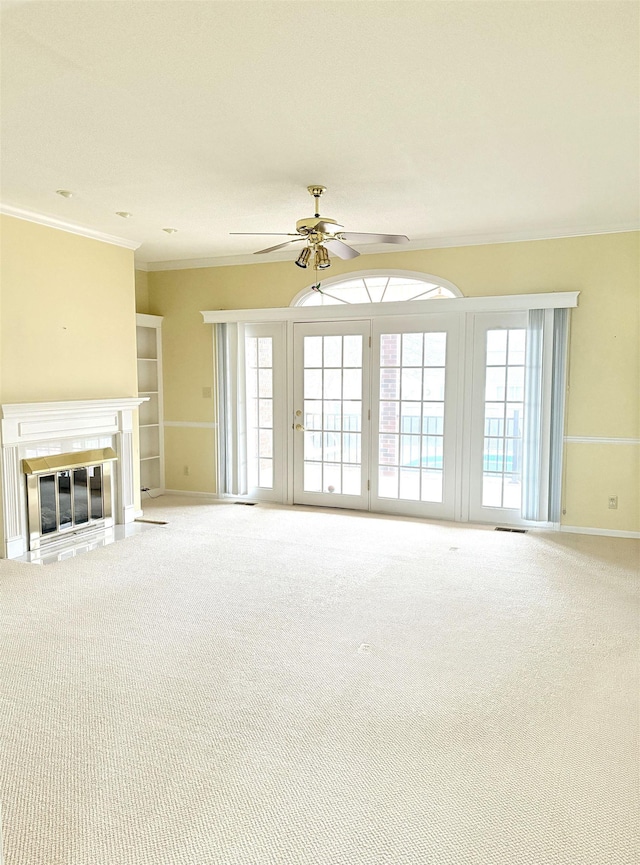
(466, 311, 529, 525)
(291, 320, 371, 510)
(244, 322, 287, 502)
(369, 313, 463, 521)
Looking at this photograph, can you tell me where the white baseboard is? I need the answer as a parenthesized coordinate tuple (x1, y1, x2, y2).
(163, 489, 220, 499)
(560, 525, 640, 539)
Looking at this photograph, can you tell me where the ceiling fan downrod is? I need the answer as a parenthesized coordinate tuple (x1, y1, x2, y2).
(307, 185, 326, 218)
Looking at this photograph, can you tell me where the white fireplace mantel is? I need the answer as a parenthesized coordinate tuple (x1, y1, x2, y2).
(1, 398, 146, 559)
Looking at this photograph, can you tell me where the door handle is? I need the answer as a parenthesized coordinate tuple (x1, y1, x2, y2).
(295, 423, 305, 431)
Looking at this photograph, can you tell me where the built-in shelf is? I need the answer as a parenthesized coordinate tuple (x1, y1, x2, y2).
(136, 314, 164, 496)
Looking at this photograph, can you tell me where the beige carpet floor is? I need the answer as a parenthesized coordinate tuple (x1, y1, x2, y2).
(0, 496, 638, 865)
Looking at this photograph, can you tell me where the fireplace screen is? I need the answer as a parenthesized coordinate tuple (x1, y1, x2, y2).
(23, 448, 116, 550)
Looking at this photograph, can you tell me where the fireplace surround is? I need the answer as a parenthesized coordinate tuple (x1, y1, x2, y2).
(0, 398, 145, 559)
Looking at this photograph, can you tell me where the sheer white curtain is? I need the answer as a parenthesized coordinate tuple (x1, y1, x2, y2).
(521, 308, 569, 522)
(548, 308, 569, 523)
(214, 323, 247, 496)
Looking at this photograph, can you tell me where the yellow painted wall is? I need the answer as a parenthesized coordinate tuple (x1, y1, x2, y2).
(148, 231, 639, 533)
(1, 216, 138, 403)
(135, 269, 150, 314)
(564, 443, 638, 534)
(163, 427, 216, 493)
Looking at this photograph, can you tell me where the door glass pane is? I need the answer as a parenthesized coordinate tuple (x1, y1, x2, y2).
(421, 470, 443, 503)
(402, 333, 423, 366)
(399, 468, 420, 501)
(304, 369, 322, 399)
(323, 400, 341, 430)
(342, 465, 361, 495)
(343, 336, 362, 367)
(380, 401, 399, 433)
(323, 369, 342, 399)
(380, 367, 400, 400)
(258, 337, 272, 366)
(323, 336, 342, 367)
(324, 463, 342, 494)
(486, 330, 507, 365)
(342, 401, 361, 431)
(342, 369, 361, 400)
(302, 333, 364, 496)
(482, 329, 525, 509)
(246, 335, 275, 490)
(378, 332, 447, 502)
(304, 336, 323, 367)
(378, 466, 398, 499)
(259, 459, 273, 488)
(379, 434, 398, 465)
(424, 333, 447, 366)
(423, 403, 444, 435)
(401, 368, 422, 400)
(304, 400, 322, 429)
(304, 461, 322, 491)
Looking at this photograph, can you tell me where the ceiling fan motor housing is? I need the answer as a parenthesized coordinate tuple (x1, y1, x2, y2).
(295, 217, 345, 236)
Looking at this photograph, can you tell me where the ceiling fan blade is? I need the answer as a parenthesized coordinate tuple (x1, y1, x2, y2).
(339, 232, 410, 244)
(324, 238, 360, 260)
(230, 232, 302, 236)
(254, 238, 306, 254)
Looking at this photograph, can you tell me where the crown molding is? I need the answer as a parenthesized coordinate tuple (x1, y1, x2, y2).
(140, 222, 640, 272)
(0, 204, 141, 250)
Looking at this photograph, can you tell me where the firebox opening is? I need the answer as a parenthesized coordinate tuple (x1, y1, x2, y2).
(23, 447, 117, 551)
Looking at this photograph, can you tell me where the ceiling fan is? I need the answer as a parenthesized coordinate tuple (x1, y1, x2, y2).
(231, 185, 409, 270)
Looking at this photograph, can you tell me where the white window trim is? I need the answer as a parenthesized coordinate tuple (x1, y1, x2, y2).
(289, 270, 464, 306)
(202, 291, 579, 324)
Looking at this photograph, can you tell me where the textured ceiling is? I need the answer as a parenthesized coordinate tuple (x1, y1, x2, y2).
(1, 1, 638, 268)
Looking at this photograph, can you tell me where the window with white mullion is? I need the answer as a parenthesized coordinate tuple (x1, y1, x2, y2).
(482, 328, 525, 509)
(378, 330, 447, 504)
(302, 333, 363, 496)
(245, 335, 275, 490)
(295, 275, 460, 307)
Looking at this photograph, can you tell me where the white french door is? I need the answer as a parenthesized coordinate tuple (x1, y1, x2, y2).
(370, 314, 462, 520)
(291, 315, 462, 519)
(467, 312, 528, 524)
(244, 323, 286, 502)
(292, 321, 371, 509)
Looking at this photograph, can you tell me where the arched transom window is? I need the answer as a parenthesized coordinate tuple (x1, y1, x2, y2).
(294, 274, 461, 307)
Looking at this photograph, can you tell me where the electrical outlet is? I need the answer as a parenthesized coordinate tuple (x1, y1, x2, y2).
(608, 495, 618, 509)
(183, 465, 190, 476)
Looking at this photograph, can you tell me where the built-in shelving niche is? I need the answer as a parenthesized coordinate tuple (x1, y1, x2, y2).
(136, 313, 164, 496)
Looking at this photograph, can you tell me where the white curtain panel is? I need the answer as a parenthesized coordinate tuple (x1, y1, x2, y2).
(548, 308, 569, 523)
(215, 323, 247, 496)
(522, 309, 545, 521)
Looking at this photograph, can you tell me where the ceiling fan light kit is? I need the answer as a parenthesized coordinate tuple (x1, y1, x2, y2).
(232, 185, 409, 271)
(295, 247, 311, 269)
